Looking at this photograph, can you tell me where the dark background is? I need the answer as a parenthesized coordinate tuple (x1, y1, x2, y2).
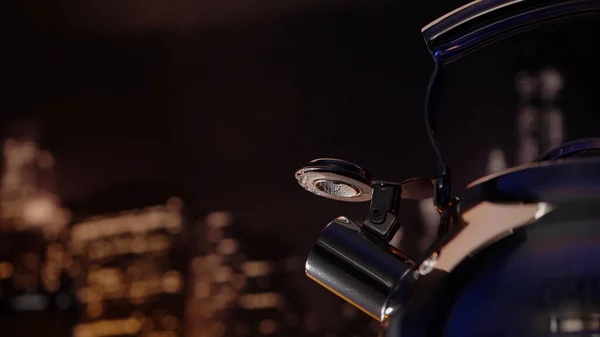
(2, 0, 600, 336)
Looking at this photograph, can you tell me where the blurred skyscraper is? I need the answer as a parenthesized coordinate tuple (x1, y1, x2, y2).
(68, 197, 188, 337)
(0, 137, 76, 337)
(0, 138, 381, 337)
(514, 67, 565, 166)
(187, 211, 310, 337)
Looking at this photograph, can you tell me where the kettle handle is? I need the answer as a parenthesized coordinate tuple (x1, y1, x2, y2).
(422, 0, 600, 64)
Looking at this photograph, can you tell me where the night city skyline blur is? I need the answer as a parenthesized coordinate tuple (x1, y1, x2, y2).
(4, 0, 600, 335)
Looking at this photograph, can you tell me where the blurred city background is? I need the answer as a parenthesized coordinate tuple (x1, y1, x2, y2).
(2, 0, 600, 336)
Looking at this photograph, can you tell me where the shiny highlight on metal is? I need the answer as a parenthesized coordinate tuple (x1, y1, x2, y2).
(295, 158, 373, 202)
(422, 0, 600, 65)
(305, 217, 416, 321)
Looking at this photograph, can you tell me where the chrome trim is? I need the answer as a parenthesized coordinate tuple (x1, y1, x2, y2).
(422, 0, 600, 64)
(305, 217, 416, 321)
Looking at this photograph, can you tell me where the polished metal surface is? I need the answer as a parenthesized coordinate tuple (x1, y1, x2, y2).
(299, 0, 600, 332)
(295, 158, 373, 202)
(536, 137, 600, 161)
(458, 157, 600, 214)
(305, 217, 416, 321)
(398, 177, 434, 201)
(440, 202, 600, 336)
(422, 0, 600, 64)
(314, 179, 360, 197)
(295, 158, 434, 202)
(380, 311, 403, 337)
(296, 170, 372, 202)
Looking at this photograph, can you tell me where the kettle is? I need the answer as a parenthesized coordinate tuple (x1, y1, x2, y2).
(295, 1, 600, 335)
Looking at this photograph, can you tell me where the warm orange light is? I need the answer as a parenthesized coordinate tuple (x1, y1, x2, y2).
(70, 206, 183, 244)
(241, 261, 272, 277)
(216, 238, 237, 255)
(73, 316, 142, 337)
(258, 319, 276, 335)
(0, 262, 13, 279)
(213, 266, 232, 283)
(238, 292, 282, 309)
(194, 282, 211, 298)
(162, 271, 182, 294)
(204, 211, 232, 228)
(160, 315, 178, 330)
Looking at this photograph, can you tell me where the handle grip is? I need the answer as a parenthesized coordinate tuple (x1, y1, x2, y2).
(422, 0, 600, 64)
